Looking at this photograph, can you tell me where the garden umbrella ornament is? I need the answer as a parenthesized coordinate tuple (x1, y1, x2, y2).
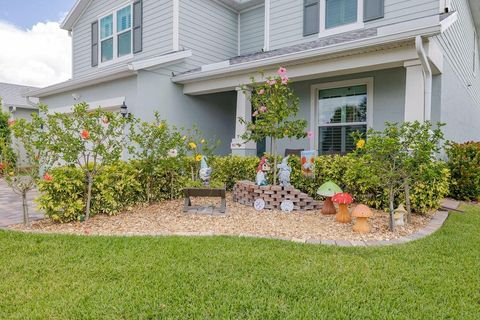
(317, 181, 342, 215)
(352, 204, 373, 233)
(332, 192, 353, 223)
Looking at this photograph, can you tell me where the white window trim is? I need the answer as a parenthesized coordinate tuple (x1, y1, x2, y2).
(98, 1, 134, 67)
(309, 77, 373, 151)
(319, 0, 364, 38)
(473, 30, 478, 78)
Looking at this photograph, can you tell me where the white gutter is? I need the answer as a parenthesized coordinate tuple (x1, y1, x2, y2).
(415, 35, 432, 121)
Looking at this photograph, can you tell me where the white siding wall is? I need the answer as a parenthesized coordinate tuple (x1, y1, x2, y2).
(240, 6, 265, 55)
(435, 0, 480, 105)
(72, 0, 173, 78)
(178, 0, 239, 72)
(269, 0, 440, 50)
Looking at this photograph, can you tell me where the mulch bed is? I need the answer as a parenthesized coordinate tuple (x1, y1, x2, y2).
(9, 193, 433, 241)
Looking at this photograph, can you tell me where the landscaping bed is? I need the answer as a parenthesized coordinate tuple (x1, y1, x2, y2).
(9, 195, 431, 241)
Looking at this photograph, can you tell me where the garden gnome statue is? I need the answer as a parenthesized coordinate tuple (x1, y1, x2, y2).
(277, 156, 291, 187)
(256, 157, 270, 186)
(199, 156, 212, 186)
(394, 204, 407, 226)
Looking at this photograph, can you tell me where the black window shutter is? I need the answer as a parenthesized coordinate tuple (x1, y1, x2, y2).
(91, 21, 99, 67)
(133, 0, 143, 53)
(364, 0, 384, 22)
(304, 0, 320, 36)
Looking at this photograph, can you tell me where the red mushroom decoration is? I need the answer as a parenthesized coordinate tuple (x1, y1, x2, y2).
(332, 193, 353, 223)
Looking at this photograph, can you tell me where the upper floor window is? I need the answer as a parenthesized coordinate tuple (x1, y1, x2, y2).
(304, 0, 384, 37)
(99, 4, 133, 64)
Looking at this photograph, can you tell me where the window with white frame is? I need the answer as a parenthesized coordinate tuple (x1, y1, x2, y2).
(99, 4, 133, 64)
(304, 0, 366, 37)
(316, 84, 368, 154)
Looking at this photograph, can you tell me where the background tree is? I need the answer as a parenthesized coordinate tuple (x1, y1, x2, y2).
(240, 67, 307, 185)
(40, 103, 131, 220)
(0, 99, 15, 171)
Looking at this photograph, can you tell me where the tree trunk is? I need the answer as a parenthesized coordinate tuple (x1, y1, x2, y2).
(272, 137, 277, 186)
(389, 187, 395, 231)
(85, 174, 93, 221)
(404, 180, 412, 224)
(22, 191, 29, 227)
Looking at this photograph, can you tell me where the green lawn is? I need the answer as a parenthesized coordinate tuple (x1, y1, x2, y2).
(0, 207, 479, 319)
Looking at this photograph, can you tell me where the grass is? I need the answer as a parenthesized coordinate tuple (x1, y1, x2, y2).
(0, 207, 479, 319)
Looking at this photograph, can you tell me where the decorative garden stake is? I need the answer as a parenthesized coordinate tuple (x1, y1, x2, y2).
(199, 156, 212, 186)
(256, 157, 270, 186)
(332, 193, 353, 223)
(352, 204, 373, 233)
(277, 156, 291, 187)
(317, 181, 342, 215)
(394, 204, 407, 226)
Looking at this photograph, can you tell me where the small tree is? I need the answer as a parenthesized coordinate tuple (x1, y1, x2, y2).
(41, 103, 131, 220)
(354, 121, 444, 231)
(240, 67, 307, 185)
(0, 99, 15, 171)
(129, 112, 186, 202)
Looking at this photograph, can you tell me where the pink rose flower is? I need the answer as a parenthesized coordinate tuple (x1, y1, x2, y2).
(259, 106, 267, 113)
(252, 111, 259, 117)
(267, 79, 276, 86)
(7, 119, 15, 127)
(281, 76, 289, 85)
(277, 67, 287, 76)
(307, 131, 314, 139)
(258, 89, 265, 95)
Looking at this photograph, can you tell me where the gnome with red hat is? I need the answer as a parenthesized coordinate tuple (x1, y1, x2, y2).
(256, 156, 271, 186)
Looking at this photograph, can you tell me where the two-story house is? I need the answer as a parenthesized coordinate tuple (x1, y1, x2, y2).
(27, 0, 480, 156)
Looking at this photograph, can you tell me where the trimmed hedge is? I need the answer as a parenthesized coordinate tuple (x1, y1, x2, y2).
(37, 155, 450, 222)
(447, 142, 480, 201)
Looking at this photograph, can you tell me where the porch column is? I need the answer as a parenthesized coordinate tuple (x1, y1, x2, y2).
(231, 87, 257, 156)
(404, 60, 426, 122)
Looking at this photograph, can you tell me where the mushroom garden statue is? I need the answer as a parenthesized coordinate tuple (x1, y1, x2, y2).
(199, 156, 212, 186)
(277, 156, 291, 187)
(256, 157, 271, 186)
(332, 192, 353, 223)
(352, 204, 373, 233)
(317, 181, 342, 215)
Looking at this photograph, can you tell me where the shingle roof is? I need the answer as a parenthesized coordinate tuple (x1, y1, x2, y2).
(0, 82, 38, 107)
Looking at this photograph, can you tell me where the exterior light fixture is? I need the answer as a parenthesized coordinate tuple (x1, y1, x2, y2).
(120, 101, 130, 118)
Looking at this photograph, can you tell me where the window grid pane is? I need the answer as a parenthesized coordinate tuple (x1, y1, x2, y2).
(326, 0, 358, 29)
(118, 31, 132, 57)
(100, 15, 113, 39)
(117, 6, 132, 32)
(101, 38, 113, 62)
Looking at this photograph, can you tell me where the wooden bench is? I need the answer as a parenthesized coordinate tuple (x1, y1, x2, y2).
(183, 188, 227, 214)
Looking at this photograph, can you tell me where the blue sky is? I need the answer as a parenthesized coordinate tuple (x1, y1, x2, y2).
(0, 0, 76, 29)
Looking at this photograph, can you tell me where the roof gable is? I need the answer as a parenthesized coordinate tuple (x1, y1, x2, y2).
(0, 82, 38, 107)
(61, 0, 263, 31)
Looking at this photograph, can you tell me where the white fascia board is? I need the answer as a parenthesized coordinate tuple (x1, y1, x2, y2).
(128, 50, 192, 71)
(173, 23, 443, 84)
(182, 45, 419, 95)
(26, 66, 135, 98)
(61, 0, 92, 31)
(440, 11, 458, 33)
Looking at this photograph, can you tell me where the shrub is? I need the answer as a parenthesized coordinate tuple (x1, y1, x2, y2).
(210, 156, 258, 190)
(447, 142, 480, 200)
(37, 162, 143, 222)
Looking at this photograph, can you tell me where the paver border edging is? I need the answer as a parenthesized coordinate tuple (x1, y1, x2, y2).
(3, 209, 453, 247)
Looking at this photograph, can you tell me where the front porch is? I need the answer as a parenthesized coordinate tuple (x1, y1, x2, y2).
(175, 38, 442, 156)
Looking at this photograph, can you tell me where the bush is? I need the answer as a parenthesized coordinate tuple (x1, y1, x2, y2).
(447, 142, 480, 201)
(210, 156, 258, 190)
(37, 162, 143, 222)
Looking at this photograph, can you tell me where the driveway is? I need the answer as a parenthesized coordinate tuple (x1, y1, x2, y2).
(0, 179, 43, 227)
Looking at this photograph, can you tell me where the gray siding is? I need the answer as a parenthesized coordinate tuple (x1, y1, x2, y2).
(434, 0, 480, 106)
(240, 6, 265, 55)
(177, 0, 239, 73)
(72, 0, 173, 78)
(270, 0, 440, 50)
(440, 60, 480, 142)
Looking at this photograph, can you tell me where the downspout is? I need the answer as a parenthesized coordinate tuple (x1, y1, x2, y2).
(415, 35, 432, 121)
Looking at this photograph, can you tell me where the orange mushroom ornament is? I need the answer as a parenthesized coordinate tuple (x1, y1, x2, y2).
(352, 204, 373, 233)
(332, 193, 353, 223)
